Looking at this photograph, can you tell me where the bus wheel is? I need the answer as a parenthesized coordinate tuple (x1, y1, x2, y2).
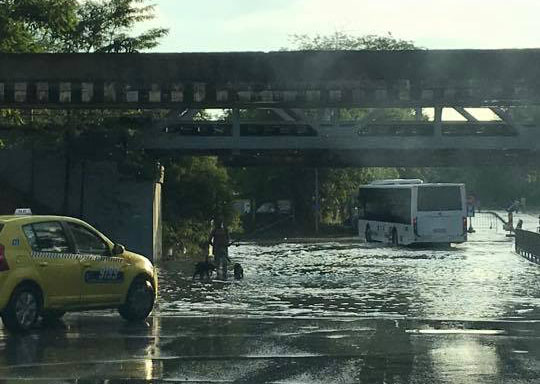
(365, 226, 373, 243)
(391, 229, 399, 246)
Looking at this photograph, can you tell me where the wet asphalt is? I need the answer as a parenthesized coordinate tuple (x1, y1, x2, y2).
(1, 212, 540, 383)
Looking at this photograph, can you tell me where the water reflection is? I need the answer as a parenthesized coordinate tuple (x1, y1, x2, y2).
(1, 315, 539, 383)
(159, 223, 540, 321)
(430, 339, 500, 381)
(0, 316, 160, 382)
(354, 320, 414, 384)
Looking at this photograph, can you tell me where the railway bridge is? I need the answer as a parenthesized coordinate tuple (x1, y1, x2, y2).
(2, 50, 540, 165)
(2, 49, 540, 258)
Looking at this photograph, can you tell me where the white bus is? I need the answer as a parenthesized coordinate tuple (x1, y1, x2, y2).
(357, 179, 467, 245)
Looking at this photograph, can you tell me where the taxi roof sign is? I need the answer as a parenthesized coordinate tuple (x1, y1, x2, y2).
(14, 208, 32, 215)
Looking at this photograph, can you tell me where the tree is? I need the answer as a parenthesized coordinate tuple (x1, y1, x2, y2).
(0, 0, 168, 53)
(163, 157, 238, 255)
(0, 0, 77, 52)
(289, 31, 417, 51)
(61, 0, 168, 53)
(229, 33, 420, 230)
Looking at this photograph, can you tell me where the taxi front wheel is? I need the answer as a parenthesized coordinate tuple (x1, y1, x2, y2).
(119, 277, 155, 322)
(1, 285, 41, 332)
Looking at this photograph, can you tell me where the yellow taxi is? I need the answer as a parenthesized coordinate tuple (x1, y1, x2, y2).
(0, 210, 157, 332)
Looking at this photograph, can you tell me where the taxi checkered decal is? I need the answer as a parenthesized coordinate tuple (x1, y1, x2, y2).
(31, 251, 124, 264)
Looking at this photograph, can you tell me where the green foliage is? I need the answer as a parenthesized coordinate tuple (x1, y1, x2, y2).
(61, 0, 168, 53)
(319, 168, 399, 223)
(163, 219, 210, 257)
(0, 0, 77, 52)
(0, 0, 168, 53)
(289, 32, 417, 51)
(164, 157, 235, 222)
(162, 157, 239, 256)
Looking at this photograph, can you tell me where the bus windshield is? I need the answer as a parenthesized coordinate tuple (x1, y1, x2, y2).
(417, 186, 462, 211)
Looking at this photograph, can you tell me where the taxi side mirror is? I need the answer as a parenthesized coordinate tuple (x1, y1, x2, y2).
(112, 244, 125, 255)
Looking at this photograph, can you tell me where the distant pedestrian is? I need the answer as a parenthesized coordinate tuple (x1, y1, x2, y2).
(209, 221, 232, 279)
(166, 246, 174, 260)
(506, 200, 520, 213)
(516, 219, 523, 230)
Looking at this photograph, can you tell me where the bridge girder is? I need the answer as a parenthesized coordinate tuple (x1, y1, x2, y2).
(141, 120, 540, 166)
(2, 50, 540, 109)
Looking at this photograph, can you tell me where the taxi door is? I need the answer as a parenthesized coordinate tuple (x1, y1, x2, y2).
(23, 221, 81, 307)
(64, 222, 128, 306)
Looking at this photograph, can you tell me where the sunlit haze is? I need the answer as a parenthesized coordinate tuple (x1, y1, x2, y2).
(146, 0, 540, 52)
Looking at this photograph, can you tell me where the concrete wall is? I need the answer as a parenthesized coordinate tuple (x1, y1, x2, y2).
(0, 148, 162, 261)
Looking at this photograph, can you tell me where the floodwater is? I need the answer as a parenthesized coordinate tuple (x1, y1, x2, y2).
(160, 212, 540, 322)
(1, 212, 540, 383)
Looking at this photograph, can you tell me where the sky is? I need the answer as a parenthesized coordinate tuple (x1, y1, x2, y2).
(141, 0, 539, 120)
(144, 0, 540, 52)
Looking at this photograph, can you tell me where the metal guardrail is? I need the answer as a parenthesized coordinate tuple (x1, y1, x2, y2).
(515, 229, 540, 264)
(481, 211, 508, 225)
(470, 212, 504, 231)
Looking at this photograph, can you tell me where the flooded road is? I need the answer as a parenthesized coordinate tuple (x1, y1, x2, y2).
(160, 212, 540, 321)
(2, 212, 540, 383)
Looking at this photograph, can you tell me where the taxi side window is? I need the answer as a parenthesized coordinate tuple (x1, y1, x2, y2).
(23, 222, 71, 253)
(22, 225, 38, 250)
(66, 223, 110, 256)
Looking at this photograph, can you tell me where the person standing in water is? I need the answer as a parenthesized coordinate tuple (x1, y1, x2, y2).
(209, 221, 231, 279)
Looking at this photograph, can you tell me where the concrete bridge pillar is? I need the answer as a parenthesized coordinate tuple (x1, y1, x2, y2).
(0, 149, 163, 262)
(81, 161, 163, 262)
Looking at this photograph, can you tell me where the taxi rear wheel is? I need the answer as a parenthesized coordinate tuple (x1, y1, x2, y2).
(119, 277, 155, 322)
(1, 285, 42, 332)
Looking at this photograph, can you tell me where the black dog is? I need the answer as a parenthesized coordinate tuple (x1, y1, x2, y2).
(192, 261, 216, 280)
(233, 263, 244, 280)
